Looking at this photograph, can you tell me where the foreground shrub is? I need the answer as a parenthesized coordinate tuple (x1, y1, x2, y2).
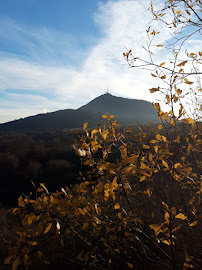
(4, 113, 201, 270)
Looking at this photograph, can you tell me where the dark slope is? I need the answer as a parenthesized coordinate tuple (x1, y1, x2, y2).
(78, 93, 158, 124)
(0, 93, 158, 131)
(0, 109, 99, 132)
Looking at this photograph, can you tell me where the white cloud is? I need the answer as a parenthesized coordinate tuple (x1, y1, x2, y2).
(0, 0, 200, 123)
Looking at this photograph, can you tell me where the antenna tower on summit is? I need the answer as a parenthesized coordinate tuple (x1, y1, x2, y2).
(105, 86, 109, 94)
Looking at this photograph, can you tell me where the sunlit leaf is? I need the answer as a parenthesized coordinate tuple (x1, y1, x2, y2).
(156, 134, 162, 141)
(157, 124, 163, 130)
(149, 224, 162, 235)
(190, 221, 198, 227)
(83, 122, 88, 130)
(121, 147, 127, 159)
(175, 213, 187, 220)
(143, 144, 150, 149)
(114, 203, 120, 210)
(181, 118, 195, 125)
(164, 211, 170, 223)
(162, 160, 169, 169)
(161, 239, 170, 245)
(124, 154, 139, 164)
(174, 163, 181, 169)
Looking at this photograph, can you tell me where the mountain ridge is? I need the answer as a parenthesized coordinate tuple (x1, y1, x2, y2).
(0, 93, 158, 131)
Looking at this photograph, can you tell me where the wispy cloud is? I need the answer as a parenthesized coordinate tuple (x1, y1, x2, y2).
(0, 0, 199, 123)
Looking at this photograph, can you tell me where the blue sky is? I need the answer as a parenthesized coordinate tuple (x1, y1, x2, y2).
(0, 0, 200, 123)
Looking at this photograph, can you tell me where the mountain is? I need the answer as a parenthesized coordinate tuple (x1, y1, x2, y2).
(0, 93, 158, 131)
(78, 93, 157, 124)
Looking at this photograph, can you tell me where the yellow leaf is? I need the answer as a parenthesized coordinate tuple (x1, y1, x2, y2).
(27, 213, 36, 225)
(164, 212, 170, 224)
(140, 163, 147, 169)
(153, 102, 160, 112)
(174, 163, 181, 169)
(174, 136, 180, 143)
(121, 147, 127, 159)
(190, 221, 198, 227)
(12, 257, 20, 270)
(102, 115, 107, 118)
(161, 135, 167, 142)
(127, 263, 134, 268)
(83, 122, 88, 130)
(157, 124, 163, 130)
(184, 78, 194, 85)
(161, 75, 166, 79)
(175, 213, 187, 220)
(123, 166, 133, 174)
(184, 262, 194, 268)
(151, 73, 157, 77)
(177, 60, 187, 66)
(18, 195, 25, 207)
(149, 224, 162, 235)
(4, 256, 14, 264)
(124, 154, 139, 164)
(114, 203, 120, 210)
(150, 30, 156, 35)
(172, 226, 181, 232)
(156, 134, 162, 141)
(162, 160, 169, 169)
(161, 240, 170, 245)
(181, 118, 195, 125)
(91, 129, 98, 138)
(44, 223, 52, 234)
(160, 62, 165, 66)
(139, 176, 146, 182)
(162, 201, 169, 210)
(150, 88, 159, 93)
(171, 207, 176, 216)
(176, 10, 181, 14)
(118, 212, 122, 219)
(157, 44, 163, 47)
(173, 95, 178, 103)
(110, 176, 118, 194)
(150, 140, 158, 144)
(143, 144, 150, 149)
(28, 241, 38, 246)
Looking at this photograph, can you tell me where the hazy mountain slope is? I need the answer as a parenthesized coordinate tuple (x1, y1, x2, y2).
(0, 93, 158, 131)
